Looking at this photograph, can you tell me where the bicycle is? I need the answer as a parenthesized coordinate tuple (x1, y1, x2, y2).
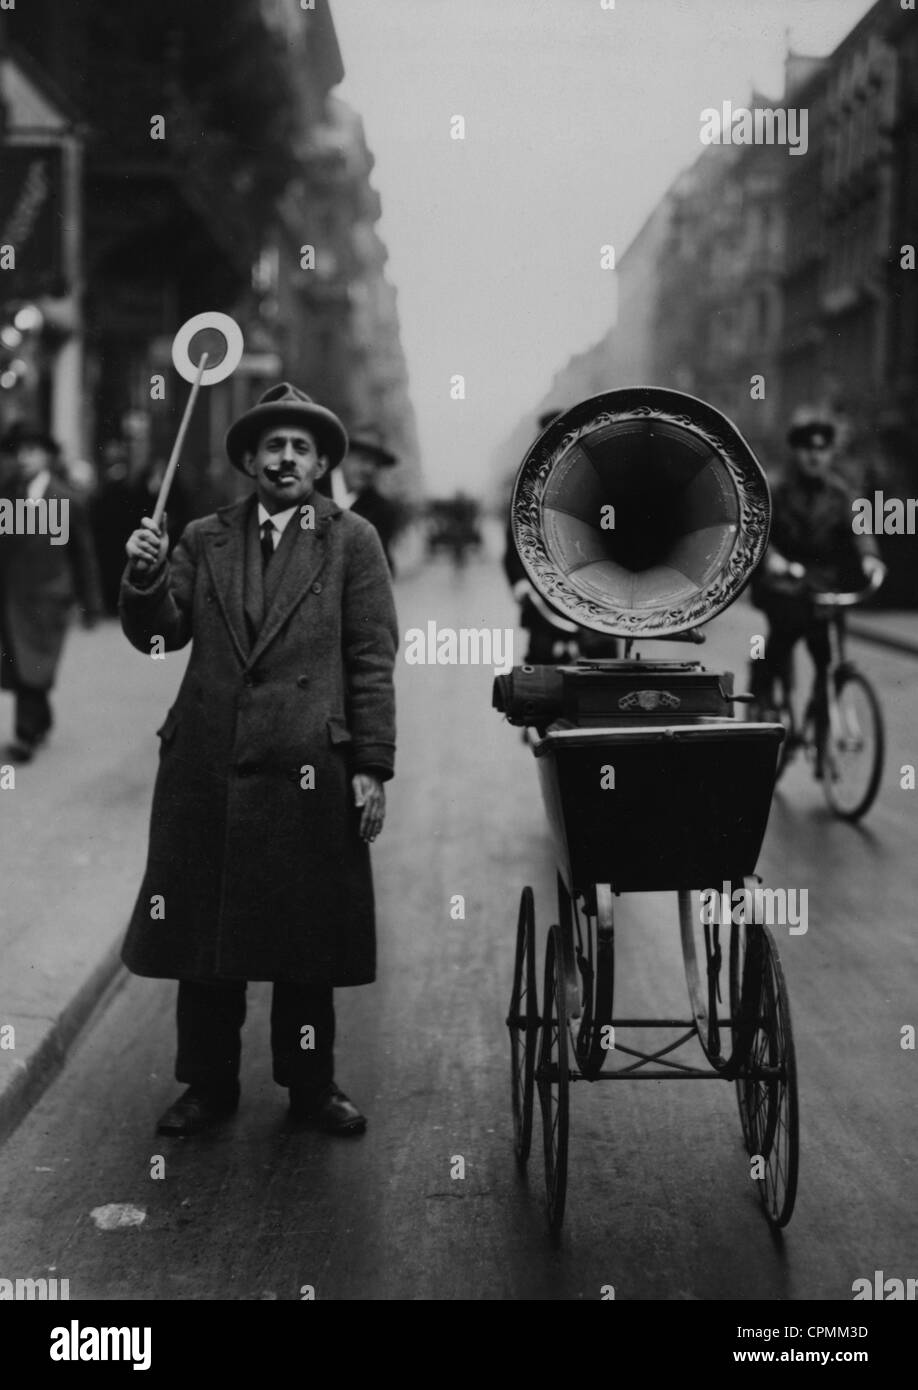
(750, 573, 885, 822)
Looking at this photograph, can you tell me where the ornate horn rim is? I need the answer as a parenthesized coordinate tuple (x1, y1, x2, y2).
(511, 386, 771, 637)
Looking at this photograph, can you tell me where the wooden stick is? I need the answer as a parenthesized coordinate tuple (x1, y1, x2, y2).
(151, 351, 209, 530)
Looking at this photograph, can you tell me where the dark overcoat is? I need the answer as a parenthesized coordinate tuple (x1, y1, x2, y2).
(0, 479, 102, 692)
(350, 487, 400, 572)
(119, 492, 397, 986)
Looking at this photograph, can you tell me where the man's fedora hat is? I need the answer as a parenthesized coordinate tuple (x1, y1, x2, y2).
(346, 422, 397, 469)
(225, 383, 348, 471)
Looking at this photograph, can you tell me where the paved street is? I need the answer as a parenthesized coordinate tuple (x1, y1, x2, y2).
(0, 547, 916, 1300)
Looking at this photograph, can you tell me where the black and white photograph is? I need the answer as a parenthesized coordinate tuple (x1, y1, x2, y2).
(0, 0, 916, 1348)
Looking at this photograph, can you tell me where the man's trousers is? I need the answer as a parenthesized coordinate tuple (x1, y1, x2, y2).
(749, 594, 836, 713)
(175, 979, 335, 1096)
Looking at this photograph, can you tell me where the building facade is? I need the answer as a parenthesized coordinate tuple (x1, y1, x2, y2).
(514, 0, 918, 603)
(0, 0, 421, 514)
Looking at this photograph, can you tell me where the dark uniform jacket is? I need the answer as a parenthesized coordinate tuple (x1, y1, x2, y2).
(752, 470, 879, 604)
(316, 476, 399, 572)
(350, 487, 399, 573)
(118, 492, 397, 987)
(0, 476, 102, 692)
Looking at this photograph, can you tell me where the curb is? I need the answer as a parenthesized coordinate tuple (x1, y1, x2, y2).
(847, 621, 918, 660)
(0, 940, 127, 1150)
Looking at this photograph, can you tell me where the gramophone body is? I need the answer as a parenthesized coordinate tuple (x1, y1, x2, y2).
(494, 386, 783, 895)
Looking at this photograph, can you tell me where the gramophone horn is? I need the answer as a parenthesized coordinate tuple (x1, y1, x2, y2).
(511, 387, 770, 638)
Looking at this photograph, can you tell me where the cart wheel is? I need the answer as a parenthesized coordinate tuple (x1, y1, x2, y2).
(575, 887, 615, 1078)
(538, 925, 570, 1235)
(730, 922, 799, 1228)
(820, 669, 884, 821)
(508, 887, 538, 1165)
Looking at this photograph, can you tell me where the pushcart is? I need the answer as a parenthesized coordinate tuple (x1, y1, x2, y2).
(505, 696, 797, 1235)
(498, 387, 801, 1236)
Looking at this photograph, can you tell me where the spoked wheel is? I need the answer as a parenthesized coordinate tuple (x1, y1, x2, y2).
(537, 925, 570, 1235)
(820, 669, 884, 821)
(574, 887, 615, 1079)
(507, 887, 538, 1165)
(730, 921, 799, 1227)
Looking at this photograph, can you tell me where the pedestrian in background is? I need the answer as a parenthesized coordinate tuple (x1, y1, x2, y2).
(323, 423, 401, 571)
(0, 426, 103, 762)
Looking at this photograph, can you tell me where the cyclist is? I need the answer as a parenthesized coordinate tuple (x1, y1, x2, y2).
(748, 408, 886, 744)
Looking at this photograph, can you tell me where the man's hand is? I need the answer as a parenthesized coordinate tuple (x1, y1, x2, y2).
(352, 773, 385, 843)
(766, 551, 805, 581)
(862, 555, 887, 590)
(126, 516, 169, 581)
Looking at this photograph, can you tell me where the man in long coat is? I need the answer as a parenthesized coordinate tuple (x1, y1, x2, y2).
(120, 384, 397, 1137)
(0, 426, 102, 761)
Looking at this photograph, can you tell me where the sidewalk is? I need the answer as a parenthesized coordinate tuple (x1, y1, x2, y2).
(0, 620, 185, 1146)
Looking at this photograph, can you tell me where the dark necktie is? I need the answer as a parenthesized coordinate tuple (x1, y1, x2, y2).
(260, 518, 276, 571)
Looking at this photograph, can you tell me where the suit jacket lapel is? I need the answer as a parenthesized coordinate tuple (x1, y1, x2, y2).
(243, 505, 265, 643)
(201, 499, 252, 667)
(247, 494, 339, 667)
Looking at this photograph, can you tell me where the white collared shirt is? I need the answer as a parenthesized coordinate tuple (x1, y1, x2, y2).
(330, 469, 357, 511)
(257, 502, 298, 551)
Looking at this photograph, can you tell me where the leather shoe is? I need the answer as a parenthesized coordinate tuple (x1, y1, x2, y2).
(289, 1083, 366, 1135)
(5, 740, 35, 763)
(156, 1085, 239, 1136)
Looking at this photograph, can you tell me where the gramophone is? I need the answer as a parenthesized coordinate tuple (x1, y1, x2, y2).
(493, 386, 783, 892)
(495, 386, 770, 726)
(497, 392, 799, 1241)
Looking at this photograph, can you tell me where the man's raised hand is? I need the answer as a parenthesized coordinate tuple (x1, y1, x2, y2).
(126, 515, 169, 580)
(862, 555, 886, 590)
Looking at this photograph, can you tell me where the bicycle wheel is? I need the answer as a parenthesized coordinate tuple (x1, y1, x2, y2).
(537, 925, 570, 1235)
(508, 887, 538, 1165)
(821, 669, 884, 820)
(730, 921, 799, 1227)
